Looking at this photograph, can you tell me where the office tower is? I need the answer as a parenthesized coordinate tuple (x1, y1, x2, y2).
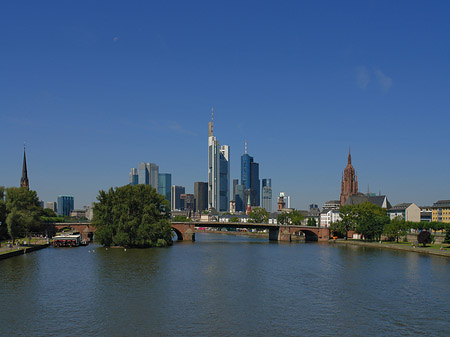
(240, 141, 260, 207)
(219, 145, 230, 212)
(57, 195, 74, 216)
(129, 168, 138, 186)
(262, 178, 272, 212)
(235, 184, 245, 212)
(207, 107, 230, 211)
(147, 163, 159, 190)
(158, 173, 172, 208)
(138, 162, 149, 185)
(20, 145, 29, 190)
(232, 179, 239, 200)
(194, 182, 208, 213)
(137, 162, 159, 190)
(180, 194, 195, 212)
(46, 201, 57, 213)
(171, 185, 185, 211)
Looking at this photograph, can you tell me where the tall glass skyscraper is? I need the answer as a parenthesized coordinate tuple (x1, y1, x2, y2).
(262, 178, 272, 212)
(57, 195, 74, 216)
(158, 173, 172, 208)
(240, 142, 260, 207)
(136, 162, 159, 190)
(129, 168, 138, 185)
(207, 108, 230, 212)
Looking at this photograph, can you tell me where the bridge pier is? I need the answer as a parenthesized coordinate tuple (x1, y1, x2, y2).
(172, 223, 196, 241)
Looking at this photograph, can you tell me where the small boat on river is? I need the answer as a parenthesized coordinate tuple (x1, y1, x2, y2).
(53, 233, 82, 247)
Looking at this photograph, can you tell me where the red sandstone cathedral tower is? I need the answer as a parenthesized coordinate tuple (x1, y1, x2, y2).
(340, 148, 358, 205)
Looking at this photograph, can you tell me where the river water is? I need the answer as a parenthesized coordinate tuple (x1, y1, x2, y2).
(1, 233, 449, 336)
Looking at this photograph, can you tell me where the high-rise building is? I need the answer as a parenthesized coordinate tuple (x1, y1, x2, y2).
(171, 185, 185, 211)
(20, 146, 29, 190)
(234, 184, 245, 212)
(180, 194, 195, 212)
(46, 201, 57, 213)
(136, 162, 159, 190)
(262, 178, 272, 212)
(194, 182, 208, 213)
(219, 145, 230, 212)
(129, 168, 138, 185)
(207, 107, 230, 211)
(240, 141, 260, 207)
(57, 195, 74, 216)
(158, 173, 172, 208)
(340, 148, 358, 206)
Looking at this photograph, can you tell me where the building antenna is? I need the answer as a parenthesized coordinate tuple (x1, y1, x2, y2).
(211, 106, 214, 135)
(245, 140, 247, 154)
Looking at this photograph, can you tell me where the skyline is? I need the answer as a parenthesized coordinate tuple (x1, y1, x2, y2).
(1, 1, 449, 209)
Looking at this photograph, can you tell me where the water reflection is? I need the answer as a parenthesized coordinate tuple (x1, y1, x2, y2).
(0, 234, 449, 336)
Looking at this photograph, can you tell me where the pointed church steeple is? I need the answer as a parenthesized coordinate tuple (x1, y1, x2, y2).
(20, 145, 29, 190)
(348, 147, 352, 165)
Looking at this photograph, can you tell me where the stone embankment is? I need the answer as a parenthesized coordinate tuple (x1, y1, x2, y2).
(0, 244, 50, 260)
(331, 239, 450, 257)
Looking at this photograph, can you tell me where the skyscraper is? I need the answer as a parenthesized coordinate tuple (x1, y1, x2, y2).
(240, 141, 260, 207)
(57, 195, 74, 216)
(262, 178, 272, 212)
(194, 182, 208, 213)
(208, 107, 230, 211)
(171, 185, 185, 211)
(136, 162, 159, 190)
(129, 168, 138, 185)
(158, 173, 172, 208)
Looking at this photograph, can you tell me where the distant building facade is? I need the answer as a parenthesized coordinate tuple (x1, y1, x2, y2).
(241, 141, 260, 207)
(158, 173, 172, 208)
(136, 162, 159, 189)
(171, 185, 185, 211)
(261, 178, 272, 212)
(129, 168, 138, 185)
(46, 201, 57, 213)
(388, 203, 420, 222)
(194, 182, 208, 213)
(431, 200, 450, 223)
(207, 108, 230, 211)
(57, 195, 74, 216)
(340, 149, 358, 206)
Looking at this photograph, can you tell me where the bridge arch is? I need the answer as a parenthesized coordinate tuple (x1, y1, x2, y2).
(172, 227, 184, 241)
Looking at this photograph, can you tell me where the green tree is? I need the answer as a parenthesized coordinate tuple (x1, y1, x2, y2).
(4, 187, 41, 243)
(248, 207, 269, 223)
(444, 224, 450, 244)
(276, 210, 304, 226)
(0, 186, 7, 239)
(92, 184, 172, 247)
(331, 205, 359, 239)
(384, 216, 408, 243)
(306, 217, 317, 227)
(172, 215, 190, 222)
(417, 230, 432, 247)
(229, 217, 240, 223)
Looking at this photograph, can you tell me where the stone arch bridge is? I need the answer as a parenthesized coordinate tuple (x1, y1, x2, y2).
(172, 222, 330, 242)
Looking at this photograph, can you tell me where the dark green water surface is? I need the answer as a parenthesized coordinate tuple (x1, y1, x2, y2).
(1, 233, 449, 336)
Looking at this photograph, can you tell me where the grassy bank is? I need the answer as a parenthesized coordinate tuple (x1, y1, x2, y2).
(331, 239, 450, 257)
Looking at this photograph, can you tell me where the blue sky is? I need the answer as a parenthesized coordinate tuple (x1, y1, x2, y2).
(1, 1, 449, 209)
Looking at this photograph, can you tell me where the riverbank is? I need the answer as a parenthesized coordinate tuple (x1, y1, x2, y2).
(0, 243, 50, 260)
(331, 239, 450, 257)
(196, 229, 269, 238)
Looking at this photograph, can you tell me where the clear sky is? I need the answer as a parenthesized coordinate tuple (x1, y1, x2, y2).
(1, 1, 449, 210)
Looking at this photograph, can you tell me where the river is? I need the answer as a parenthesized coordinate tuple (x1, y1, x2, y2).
(1, 233, 449, 336)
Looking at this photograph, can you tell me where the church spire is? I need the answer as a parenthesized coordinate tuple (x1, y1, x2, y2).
(348, 147, 352, 164)
(20, 144, 29, 190)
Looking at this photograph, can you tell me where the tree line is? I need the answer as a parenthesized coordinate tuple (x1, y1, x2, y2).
(330, 202, 450, 244)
